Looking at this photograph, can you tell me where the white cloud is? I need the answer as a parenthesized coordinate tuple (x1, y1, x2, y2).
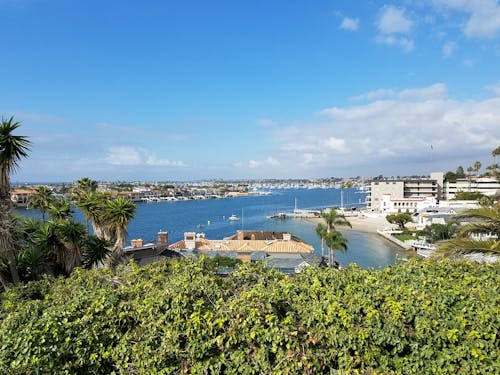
(340, 17, 359, 31)
(246, 157, 280, 169)
(376, 35, 415, 52)
(377, 6, 413, 34)
(275, 83, 500, 174)
(431, 0, 500, 38)
(375, 6, 414, 52)
(105, 146, 186, 167)
(105, 146, 141, 165)
(442, 41, 457, 57)
(145, 155, 186, 167)
(486, 82, 500, 95)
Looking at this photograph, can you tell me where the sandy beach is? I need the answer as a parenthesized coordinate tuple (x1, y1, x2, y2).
(305, 215, 390, 234)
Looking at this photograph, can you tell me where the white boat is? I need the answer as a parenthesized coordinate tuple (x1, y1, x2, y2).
(228, 214, 240, 221)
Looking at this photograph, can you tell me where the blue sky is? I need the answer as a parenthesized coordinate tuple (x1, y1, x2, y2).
(1, 0, 500, 182)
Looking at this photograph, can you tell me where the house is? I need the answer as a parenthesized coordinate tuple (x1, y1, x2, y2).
(10, 189, 35, 207)
(169, 230, 317, 273)
(124, 231, 183, 265)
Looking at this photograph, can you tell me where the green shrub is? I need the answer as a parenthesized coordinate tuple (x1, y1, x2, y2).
(1, 259, 499, 374)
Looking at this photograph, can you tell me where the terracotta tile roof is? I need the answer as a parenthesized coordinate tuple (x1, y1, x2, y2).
(170, 238, 313, 254)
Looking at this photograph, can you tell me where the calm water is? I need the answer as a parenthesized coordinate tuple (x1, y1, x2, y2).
(15, 188, 407, 269)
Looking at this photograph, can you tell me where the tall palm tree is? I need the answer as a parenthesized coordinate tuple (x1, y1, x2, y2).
(0, 116, 31, 209)
(56, 221, 86, 274)
(321, 208, 352, 231)
(28, 186, 54, 221)
(316, 208, 351, 267)
(324, 230, 348, 268)
(316, 223, 327, 259)
(473, 161, 482, 177)
(48, 197, 73, 221)
(0, 116, 31, 285)
(102, 196, 136, 267)
(76, 191, 110, 237)
(72, 177, 98, 201)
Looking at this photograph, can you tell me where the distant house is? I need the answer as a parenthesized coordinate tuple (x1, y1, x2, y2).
(413, 207, 456, 229)
(169, 230, 318, 274)
(10, 189, 35, 207)
(124, 231, 183, 265)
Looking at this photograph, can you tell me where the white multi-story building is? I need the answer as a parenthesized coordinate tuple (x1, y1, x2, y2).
(367, 172, 499, 212)
(442, 177, 500, 200)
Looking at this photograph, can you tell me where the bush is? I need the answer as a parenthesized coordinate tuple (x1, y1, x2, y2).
(1, 259, 499, 374)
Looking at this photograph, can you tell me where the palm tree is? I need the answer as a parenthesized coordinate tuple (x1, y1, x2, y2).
(0, 116, 31, 209)
(72, 177, 98, 201)
(324, 230, 348, 268)
(28, 186, 53, 221)
(436, 205, 500, 257)
(316, 223, 327, 260)
(48, 198, 73, 221)
(0, 116, 31, 285)
(102, 196, 136, 267)
(82, 235, 112, 269)
(76, 192, 110, 237)
(473, 161, 482, 177)
(321, 208, 352, 231)
(316, 208, 351, 267)
(56, 221, 86, 274)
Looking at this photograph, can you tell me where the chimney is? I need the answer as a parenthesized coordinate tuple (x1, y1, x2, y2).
(237, 231, 244, 240)
(184, 232, 196, 250)
(158, 231, 168, 245)
(131, 238, 144, 248)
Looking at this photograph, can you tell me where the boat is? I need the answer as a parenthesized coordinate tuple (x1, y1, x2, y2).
(267, 212, 287, 219)
(228, 214, 240, 221)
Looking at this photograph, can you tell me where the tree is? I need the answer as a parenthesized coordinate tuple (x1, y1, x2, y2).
(492, 146, 500, 160)
(456, 166, 465, 178)
(324, 230, 348, 268)
(102, 196, 136, 267)
(76, 192, 110, 238)
(72, 177, 98, 200)
(436, 205, 500, 257)
(386, 213, 413, 229)
(473, 160, 482, 176)
(0, 116, 31, 285)
(316, 208, 351, 267)
(81, 235, 112, 269)
(55, 221, 86, 274)
(420, 222, 458, 243)
(28, 186, 54, 221)
(48, 198, 73, 221)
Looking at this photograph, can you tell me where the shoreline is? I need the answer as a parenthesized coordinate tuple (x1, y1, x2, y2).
(304, 215, 389, 234)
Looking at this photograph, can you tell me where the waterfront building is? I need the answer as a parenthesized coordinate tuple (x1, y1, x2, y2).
(169, 230, 317, 273)
(367, 172, 499, 212)
(10, 188, 35, 207)
(368, 172, 443, 211)
(442, 177, 500, 200)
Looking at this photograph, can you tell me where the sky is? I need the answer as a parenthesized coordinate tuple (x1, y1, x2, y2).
(1, 0, 500, 182)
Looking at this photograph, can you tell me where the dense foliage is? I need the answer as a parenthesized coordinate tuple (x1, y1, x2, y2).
(1, 259, 499, 374)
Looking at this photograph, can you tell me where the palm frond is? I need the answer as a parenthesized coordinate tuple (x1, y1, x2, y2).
(435, 238, 500, 258)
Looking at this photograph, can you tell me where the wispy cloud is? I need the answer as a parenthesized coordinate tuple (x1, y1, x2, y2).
(256, 118, 278, 127)
(235, 157, 280, 169)
(431, 0, 500, 38)
(442, 41, 456, 58)
(377, 6, 413, 34)
(273, 83, 499, 174)
(339, 17, 359, 31)
(105, 146, 186, 167)
(375, 6, 414, 52)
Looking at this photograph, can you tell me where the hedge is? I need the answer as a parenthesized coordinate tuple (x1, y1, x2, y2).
(1, 259, 499, 374)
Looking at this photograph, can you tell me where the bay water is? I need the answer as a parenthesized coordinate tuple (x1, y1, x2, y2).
(15, 188, 407, 269)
